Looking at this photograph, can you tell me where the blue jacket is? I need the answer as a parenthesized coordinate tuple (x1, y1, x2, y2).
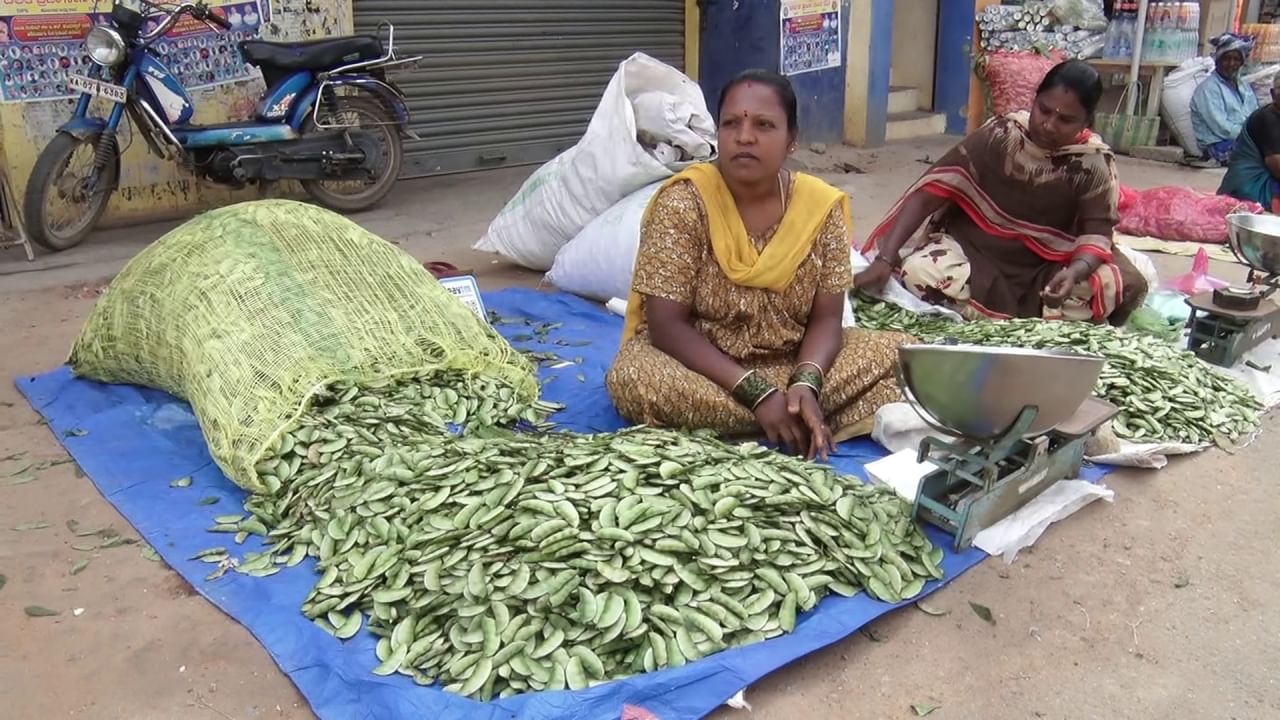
(1191, 72, 1259, 151)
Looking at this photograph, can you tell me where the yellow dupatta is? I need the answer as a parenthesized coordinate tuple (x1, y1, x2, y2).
(621, 163, 850, 343)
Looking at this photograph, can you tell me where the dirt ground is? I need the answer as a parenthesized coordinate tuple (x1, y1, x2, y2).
(1, 139, 1277, 720)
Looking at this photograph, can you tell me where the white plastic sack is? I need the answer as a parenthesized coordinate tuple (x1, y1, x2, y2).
(1160, 57, 1214, 156)
(973, 480, 1115, 563)
(632, 90, 715, 161)
(1116, 243, 1159, 292)
(872, 402, 957, 454)
(1244, 65, 1280, 109)
(545, 182, 664, 302)
(475, 53, 716, 271)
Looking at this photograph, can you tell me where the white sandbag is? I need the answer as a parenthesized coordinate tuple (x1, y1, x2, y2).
(1116, 242, 1159, 291)
(545, 182, 664, 302)
(1244, 65, 1280, 109)
(474, 53, 716, 271)
(1160, 57, 1214, 156)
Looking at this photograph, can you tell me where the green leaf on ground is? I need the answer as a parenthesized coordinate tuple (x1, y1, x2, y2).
(969, 601, 995, 625)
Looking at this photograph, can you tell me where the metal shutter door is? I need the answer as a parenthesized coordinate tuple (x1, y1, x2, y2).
(353, 0, 686, 177)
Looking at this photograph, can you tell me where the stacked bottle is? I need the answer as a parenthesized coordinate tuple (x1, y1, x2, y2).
(1105, 1, 1201, 63)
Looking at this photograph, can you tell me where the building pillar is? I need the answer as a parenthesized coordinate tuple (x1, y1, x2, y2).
(843, 0, 893, 147)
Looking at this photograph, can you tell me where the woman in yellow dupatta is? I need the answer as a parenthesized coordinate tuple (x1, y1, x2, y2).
(606, 70, 913, 460)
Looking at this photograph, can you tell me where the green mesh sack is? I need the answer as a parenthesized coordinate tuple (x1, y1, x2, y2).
(69, 199, 536, 494)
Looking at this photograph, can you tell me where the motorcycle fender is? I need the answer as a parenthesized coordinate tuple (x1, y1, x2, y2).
(292, 76, 417, 139)
(57, 117, 109, 142)
(53, 119, 122, 192)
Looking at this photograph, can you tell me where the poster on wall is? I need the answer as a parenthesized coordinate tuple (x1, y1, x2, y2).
(0, 0, 270, 103)
(780, 0, 841, 76)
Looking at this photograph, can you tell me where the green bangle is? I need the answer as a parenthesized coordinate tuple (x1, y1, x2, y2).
(732, 371, 776, 411)
(788, 367, 824, 395)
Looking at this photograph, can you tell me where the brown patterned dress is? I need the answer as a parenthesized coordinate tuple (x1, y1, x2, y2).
(606, 179, 913, 441)
(866, 112, 1148, 323)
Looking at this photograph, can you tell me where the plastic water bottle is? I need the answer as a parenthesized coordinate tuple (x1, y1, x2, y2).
(1103, 18, 1118, 59)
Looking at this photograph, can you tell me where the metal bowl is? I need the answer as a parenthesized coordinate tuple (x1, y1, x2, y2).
(1226, 213, 1280, 276)
(898, 344, 1105, 440)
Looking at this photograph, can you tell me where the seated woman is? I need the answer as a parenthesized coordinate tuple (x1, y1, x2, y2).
(606, 70, 912, 460)
(1190, 33, 1259, 165)
(1219, 73, 1280, 213)
(855, 60, 1147, 326)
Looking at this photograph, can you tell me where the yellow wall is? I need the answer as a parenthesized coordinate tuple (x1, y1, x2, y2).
(685, 0, 700, 82)
(844, 0, 874, 146)
(890, 0, 937, 110)
(0, 0, 353, 229)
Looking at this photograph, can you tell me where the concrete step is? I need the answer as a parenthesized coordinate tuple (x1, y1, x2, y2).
(885, 110, 946, 142)
(888, 85, 920, 114)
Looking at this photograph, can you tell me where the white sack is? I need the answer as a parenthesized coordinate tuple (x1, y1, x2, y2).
(475, 53, 716, 271)
(545, 182, 664, 302)
(973, 480, 1115, 563)
(1116, 243, 1159, 291)
(1160, 57, 1214, 157)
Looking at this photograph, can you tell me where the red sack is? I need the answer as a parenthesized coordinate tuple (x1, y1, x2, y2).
(1115, 185, 1262, 244)
(980, 51, 1065, 116)
(1163, 247, 1229, 296)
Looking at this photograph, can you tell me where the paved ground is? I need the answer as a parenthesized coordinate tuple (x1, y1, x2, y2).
(2, 139, 1277, 720)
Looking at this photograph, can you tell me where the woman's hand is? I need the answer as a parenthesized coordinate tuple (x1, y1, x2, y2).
(853, 257, 894, 293)
(1041, 266, 1079, 308)
(754, 392, 811, 456)
(786, 385, 835, 461)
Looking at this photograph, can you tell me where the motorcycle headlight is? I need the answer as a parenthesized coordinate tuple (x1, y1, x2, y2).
(86, 26, 126, 67)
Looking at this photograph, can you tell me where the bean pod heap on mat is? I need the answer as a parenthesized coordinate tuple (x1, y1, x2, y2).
(207, 373, 943, 700)
(853, 297, 1264, 445)
(65, 201, 944, 700)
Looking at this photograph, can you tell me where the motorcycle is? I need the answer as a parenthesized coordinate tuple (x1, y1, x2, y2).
(23, 0, 421, 251)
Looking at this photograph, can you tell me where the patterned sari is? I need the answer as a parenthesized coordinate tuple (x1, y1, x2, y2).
(607, 163, 912, 441)
(865, 112, 1147, 323)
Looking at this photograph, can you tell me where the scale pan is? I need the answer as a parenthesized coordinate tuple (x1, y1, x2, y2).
(1226, 213, 1280, 275)
(898, 344, 1105, 440)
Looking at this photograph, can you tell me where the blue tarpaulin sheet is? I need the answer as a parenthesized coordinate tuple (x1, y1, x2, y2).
(15, 288, 1110, 720)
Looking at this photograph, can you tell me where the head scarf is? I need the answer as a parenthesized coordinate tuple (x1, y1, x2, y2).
(1210, 32, 1255, 61)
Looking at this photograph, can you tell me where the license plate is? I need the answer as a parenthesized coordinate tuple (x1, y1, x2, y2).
(67, 74, 127, 104)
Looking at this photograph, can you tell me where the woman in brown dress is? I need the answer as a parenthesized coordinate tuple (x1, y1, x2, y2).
(605, 70, 913, 460)
(856, 60, 1148, 324)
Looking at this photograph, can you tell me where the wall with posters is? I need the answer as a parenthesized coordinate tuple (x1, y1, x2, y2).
(697, 0, 852, 145)
(0, 0, 353, 228)
(697, 0, 955, 147)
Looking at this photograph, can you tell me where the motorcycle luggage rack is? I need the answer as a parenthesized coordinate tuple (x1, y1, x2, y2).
(311, 22, 423, 131)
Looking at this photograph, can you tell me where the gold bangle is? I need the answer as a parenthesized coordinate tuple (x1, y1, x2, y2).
(795, 361, 825, 381)
(789, 380, 820, 395)
(750, 387, 778, 411)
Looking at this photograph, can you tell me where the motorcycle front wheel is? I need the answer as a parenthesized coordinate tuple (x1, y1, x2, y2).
(23, 132, 118, 252)
(300, 96, 403, 213)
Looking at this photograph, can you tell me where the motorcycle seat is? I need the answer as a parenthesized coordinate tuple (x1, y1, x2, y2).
(239, 36, 385, 73)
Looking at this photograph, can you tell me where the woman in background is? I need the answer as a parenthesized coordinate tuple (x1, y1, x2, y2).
(1190, 33, 1259, 165)
(606, 70, 912, 460)
(856, 60, 1147, 326)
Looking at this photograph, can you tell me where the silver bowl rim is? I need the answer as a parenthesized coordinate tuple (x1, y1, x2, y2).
(897, 343, 1106, 439)
(898, 343, 1105, 363)
(1225, 212, 1280, 270)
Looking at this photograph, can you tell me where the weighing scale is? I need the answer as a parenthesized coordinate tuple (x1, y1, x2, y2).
(1185, 213, 1280, 369)
(897, 344, 1118, 550)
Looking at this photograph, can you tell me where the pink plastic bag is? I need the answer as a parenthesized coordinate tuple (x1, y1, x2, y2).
(1162, 247, 1229, 296)
(1116, 185, 1261, 243)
